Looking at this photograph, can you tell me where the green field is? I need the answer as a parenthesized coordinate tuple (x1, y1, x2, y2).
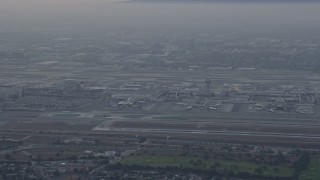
(122, 155, 293, 177)
(300, 157, 320, 180)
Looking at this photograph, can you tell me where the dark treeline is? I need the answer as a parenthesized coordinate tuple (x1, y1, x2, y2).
(107, 163, 294, 180)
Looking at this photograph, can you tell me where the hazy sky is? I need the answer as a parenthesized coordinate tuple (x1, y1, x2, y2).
(1, 0, 320, 36)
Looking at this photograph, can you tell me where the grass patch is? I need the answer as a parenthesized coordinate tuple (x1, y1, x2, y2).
(300, 157, 320, 180)
(93, 114, 111, 118)
(121, 155, 293, 177)
(52, 113, 80, 118)
(122, 114, 147, 119)
(152, 116, 190, 120)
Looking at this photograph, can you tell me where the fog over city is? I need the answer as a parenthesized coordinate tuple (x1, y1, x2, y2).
(1, 0, 320, 35)
(1, 0, 320, 180)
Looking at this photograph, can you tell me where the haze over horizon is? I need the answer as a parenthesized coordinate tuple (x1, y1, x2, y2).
(1, 0, 320, 37)
(1, 0, 320, 179)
